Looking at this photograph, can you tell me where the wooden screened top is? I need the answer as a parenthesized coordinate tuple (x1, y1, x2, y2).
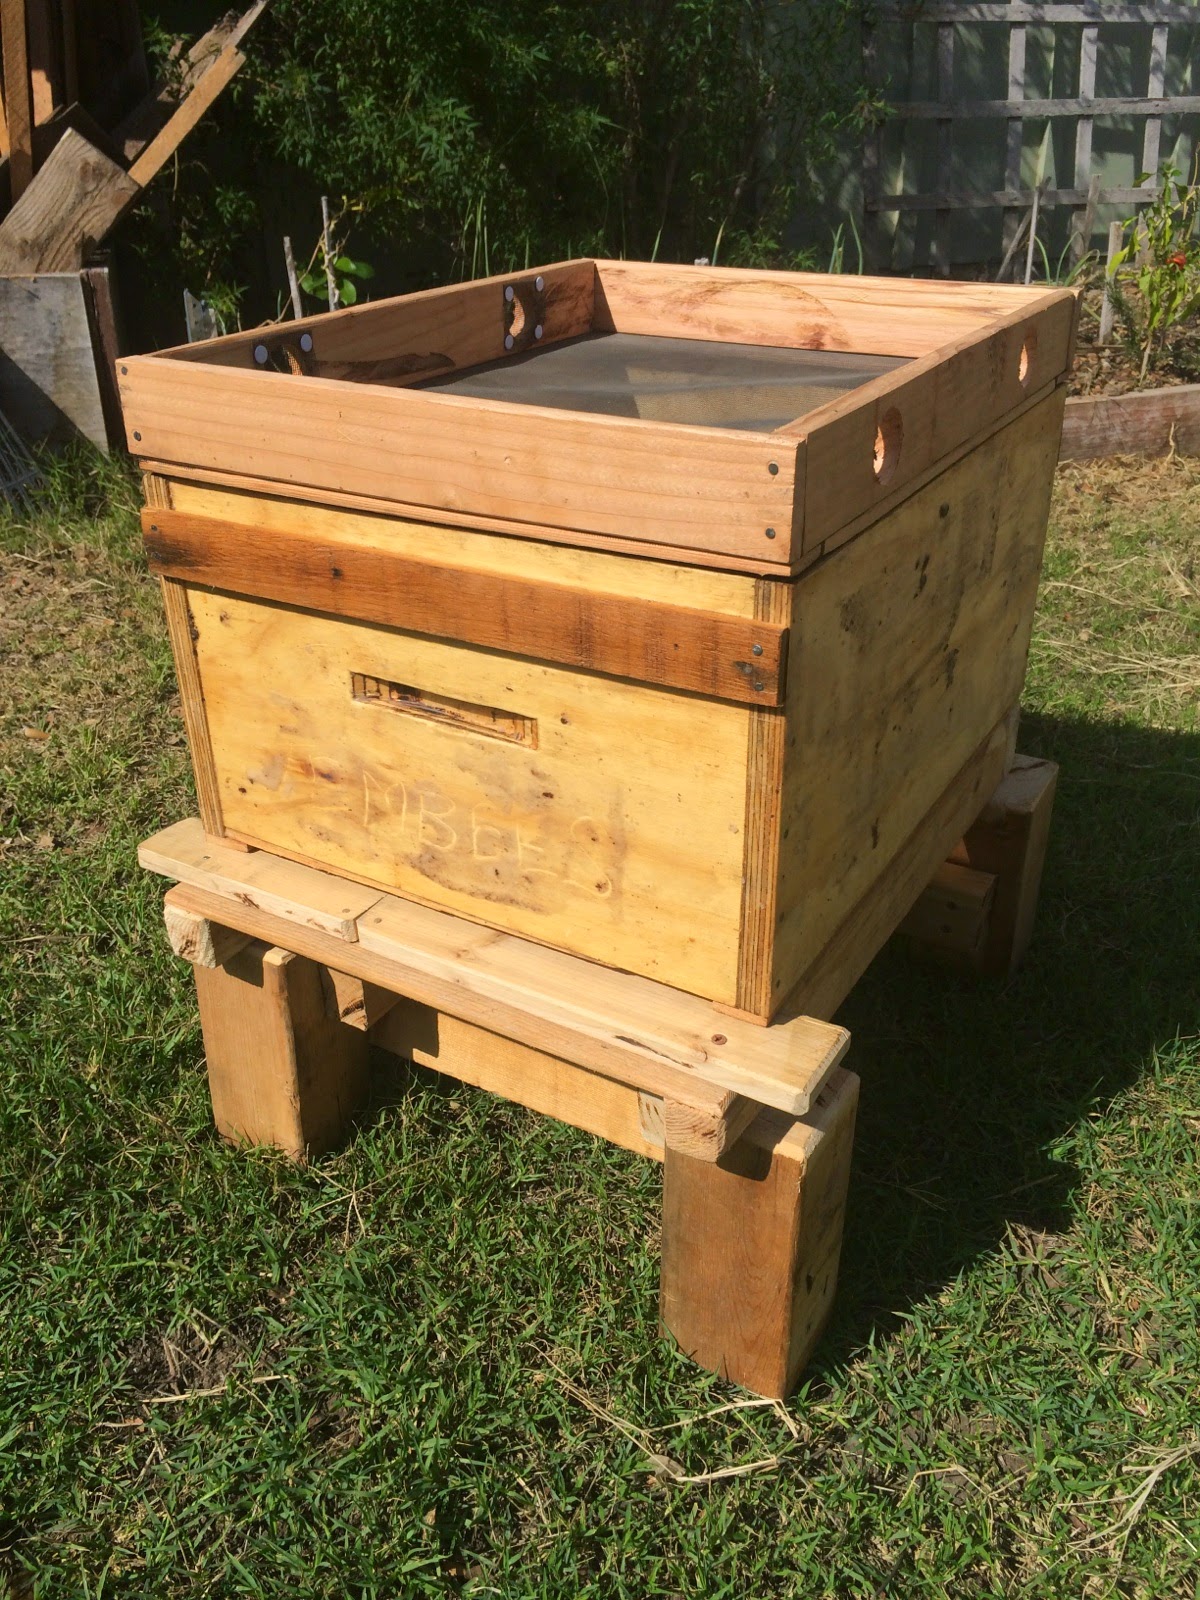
(120, 258, 1078, 572)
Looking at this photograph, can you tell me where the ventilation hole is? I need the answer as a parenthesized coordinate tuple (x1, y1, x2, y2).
(1018, 326, 1038, 388)
(873, 407, 903, 485)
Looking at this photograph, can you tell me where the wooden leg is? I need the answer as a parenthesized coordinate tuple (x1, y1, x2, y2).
(192, 940, 370, 1161)
(948, 754, 1059, 976)
(659, 1067, 858, 1399)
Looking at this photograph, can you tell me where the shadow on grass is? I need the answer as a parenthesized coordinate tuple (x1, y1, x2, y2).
(819, 708, 1200, 1369)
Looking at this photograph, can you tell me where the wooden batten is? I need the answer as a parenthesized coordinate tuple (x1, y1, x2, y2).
(141, 506, 789, 706)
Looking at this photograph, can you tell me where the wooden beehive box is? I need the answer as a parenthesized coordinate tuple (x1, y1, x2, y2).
(119, 260, 1077, 1023)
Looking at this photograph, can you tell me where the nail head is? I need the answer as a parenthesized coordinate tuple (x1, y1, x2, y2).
(504, 285, 515, 302)
(752, 643, 763, 657)
(765, 527, 777, 540)
(133, 431, 142, 441)
(504, 333, 515, 350)
(253, 343, 269, 364)
(534, 275, 545, 292)
(768, 461, 779, 475)
(299, 332, 314, 353)
(534, 324, 544, 340)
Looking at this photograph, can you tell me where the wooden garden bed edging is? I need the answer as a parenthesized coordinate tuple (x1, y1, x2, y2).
(1060, 383, 1200, 462)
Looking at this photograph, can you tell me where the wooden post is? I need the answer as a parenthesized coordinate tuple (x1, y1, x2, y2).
(192, 939, 370, 1161)
(948, 754, 1058, 977)
(660, 1068, 858, 1400)
(1, 0, 34, 201)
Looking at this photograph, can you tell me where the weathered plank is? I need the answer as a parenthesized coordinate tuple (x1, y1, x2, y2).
(0, 271, 107, 446)
(142, 506, 788, 706)
(660, 1066, 859, 1399)
(163, 887, 252, 968)
(141, 820, 851, 1121)
(1, 0, 34, 199)
(1060, 385, 1200, 461)
(0, 128, 139, 273)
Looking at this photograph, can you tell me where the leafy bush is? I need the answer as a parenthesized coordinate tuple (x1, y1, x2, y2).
(128, 1, 872, 329)
(1107, 160, 1200, 383)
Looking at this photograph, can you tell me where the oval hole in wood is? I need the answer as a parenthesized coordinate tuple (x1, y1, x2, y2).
(873, 407, 903, 486)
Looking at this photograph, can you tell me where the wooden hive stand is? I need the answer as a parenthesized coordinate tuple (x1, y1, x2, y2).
(140, 743, 1056, 1398)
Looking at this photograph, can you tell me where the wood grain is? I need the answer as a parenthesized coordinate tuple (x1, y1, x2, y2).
(375, 999, 667, 1160)
(142, 822, 850, 1121)
(142, 507, 788, 706)
(0, 128, 139, 273)
(192, 940, 370, 1161)
(158, 877, 761, 1162)
(594, 258, 1066, 356)
(127, 39, 245, 186)
(0, 271, 107, 447)
(1060, 384, 1200, 462)
(163, 887, 251, 968)
(660, 1066, 859, 1398)
(182, 586, 754, 1003)
(117, 350, 799, 563)
(1, 0, 34, 198)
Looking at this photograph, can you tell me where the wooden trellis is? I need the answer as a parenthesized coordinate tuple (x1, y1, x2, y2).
(864, 2, 1200, 275)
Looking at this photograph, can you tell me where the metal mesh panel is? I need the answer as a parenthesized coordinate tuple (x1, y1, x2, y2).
(419, 333, 906, 432)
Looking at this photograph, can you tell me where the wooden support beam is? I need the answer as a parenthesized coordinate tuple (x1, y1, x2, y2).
(164, 887, 251, 968)
(897, 859, 996, 964)
(320, 967, 399, 1032)
(1, 0, 34, 199)
(660, 1067, 859, 1399)
(948, 754, 1058, 976)
(192, 940, 371, 1162)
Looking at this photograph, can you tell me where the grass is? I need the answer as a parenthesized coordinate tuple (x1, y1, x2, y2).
(1, 444, 1198, 1598)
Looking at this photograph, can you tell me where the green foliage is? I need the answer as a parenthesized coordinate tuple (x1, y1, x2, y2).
(127, 1, 871, 327)
(1107, 160, 1200, 383)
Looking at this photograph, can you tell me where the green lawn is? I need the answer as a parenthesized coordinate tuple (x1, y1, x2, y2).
(1, 446, 1198, 1598)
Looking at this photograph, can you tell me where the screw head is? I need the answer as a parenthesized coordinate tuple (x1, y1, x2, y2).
(504, 333, 515, 351)
(120, 364, 128, 376)
(711, 1033, 727, 1046)
(133, 431, 142, 441)
(765, 527, 777, 540)
(299, 332, 314, 353)
(253, 343, 269, 365)
(534, 274, 545, 292)
(504, 285, 515, 302)
(534, 324, 544, 340)
(752, 643, 763, 657)
(754, 681, 765, 692)
(768, 461, 779, 475)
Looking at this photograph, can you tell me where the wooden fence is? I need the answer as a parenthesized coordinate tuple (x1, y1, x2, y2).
(864, 2, 1200, 275)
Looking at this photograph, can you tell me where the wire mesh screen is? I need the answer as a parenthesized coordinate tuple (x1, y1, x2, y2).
(419, 333, 907, 432)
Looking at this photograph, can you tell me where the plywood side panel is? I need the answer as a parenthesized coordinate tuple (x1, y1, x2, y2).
(163, 480, 763, 616)
(118, 357, 799, 564)
(594, 259, 1062, 357)
(188, 590, 753, 1003)
(771, 395, 1063, 1009)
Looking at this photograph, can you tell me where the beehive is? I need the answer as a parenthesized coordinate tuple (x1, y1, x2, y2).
(120, 260, 1077, 1022)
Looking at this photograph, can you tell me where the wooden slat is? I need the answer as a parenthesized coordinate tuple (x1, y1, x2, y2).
(117, 351, 799, 565)
(934, 21, 955, 277)
(871, 184, 1159, 210)
(375, 998, 667, 1161)
(1002, 12, 1028, 271)
(784, 293, 1076, 552)
(884, 94, 1200, 118)
(1071, 23, 1100, 262)
(140, 817, 850, 1120)
(140, 818, 386, 940)
(593, 258, 1053, 358)
(874, 3, 1200, 20)
(0, 127, 139, 273)
(1141, 22, 1169, 178)
(161, 259, 596, 376)
(141, 507, 788, 707)
(1, 0, 33, 198)
(1060, 383, 1200, 460)
(160, 877, 757, 1162)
